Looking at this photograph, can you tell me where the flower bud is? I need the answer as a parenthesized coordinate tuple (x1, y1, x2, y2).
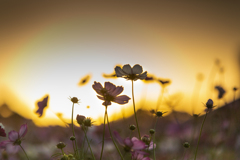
(70, 97, 79, 104)
(183, 142, 190, 148)
(141, 135, 150, 145)
(149, 129, 155, 135)
(156, 111, 163, 117)
(57, 142, 66, 149)
(70, 136, 75, 141)
(206, 99, 214, 109)
(76, 115, 86, 125)
(129, 125, 136, 131)
(61, 155, 68, 160)
(83, 117, 93, 127)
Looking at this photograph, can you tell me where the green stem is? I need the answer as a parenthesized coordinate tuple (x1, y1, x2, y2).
(83, 128, 96, 160)
(71, 103, 79, 158)
(100, 108, 107, 160)
(61, 148, 65, 155)
(19, 144, 29, 160)
(132, 80, 141, 139)
(106, 110, 124, 160)
(194, 111, 208, 160)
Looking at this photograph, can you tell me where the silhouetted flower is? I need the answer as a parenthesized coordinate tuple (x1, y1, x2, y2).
(131, 150, 150, 160)
(157, 78, 171, 86)
(0, 123, 6, 137)
(215, 86, 226, 99)
(0, 124, 27, 153)
(114, 131, 146, 152)
(70, 97, 80, 104)
(233, 87, 238, 91)
(115, 64, 147, 81)
(92, 81, 130, 106)
(76, 115, 86, 125)
(204, 99, 216, 112)
(36, 95, 49, 117)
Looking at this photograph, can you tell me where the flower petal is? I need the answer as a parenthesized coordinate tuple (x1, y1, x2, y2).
(105, 82, 116, 93)
(138, 71, 147, 80)
(19, 124, 28, 138)
(132, 64, 143, 74)
(122, 64, 132, 74)
(0, 140, 11, 149)
(97, 95, 105, 101)
(115, 66, 126, 77)
(132, 138, 146, 150)
(114, 95, 131, 104)
(8, 131, 19, 142)
(148, 141, 156, 150)
(113, 131, 124, 146)
(124, 137, 133, 147)
(110, 86, 123, 96)
(92, 81, 103, 95)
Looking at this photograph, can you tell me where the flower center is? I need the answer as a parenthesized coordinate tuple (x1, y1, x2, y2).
(13, 139, 21, 145)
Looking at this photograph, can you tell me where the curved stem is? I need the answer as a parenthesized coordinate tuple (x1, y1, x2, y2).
(19, 144, 29, 160)
(106, 110, 124, 160)
(100, 108, 107, 160)
(194, 111, 208, 160)
(71, 103, 79, 157)
(132, 80, 141, 139)
(83, 128, 96, 160)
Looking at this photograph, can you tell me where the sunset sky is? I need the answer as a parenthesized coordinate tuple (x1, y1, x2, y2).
(0, 1, 239, 126)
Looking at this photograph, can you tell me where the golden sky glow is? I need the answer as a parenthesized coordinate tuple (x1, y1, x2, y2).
(0, 1, 239, 126)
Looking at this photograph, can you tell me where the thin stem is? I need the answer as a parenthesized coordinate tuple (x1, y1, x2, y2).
(71, 103, 79, 158)
(100, 108, 107, 160)
(83, 128, 96, 160)
(61, 149, 65, 155)
(153, 117, 159, 160)
(194, 111, 208, 160)
(106, 110, 124, 160)
(19, 144, 29, 160)
(132, 80, 141, 139)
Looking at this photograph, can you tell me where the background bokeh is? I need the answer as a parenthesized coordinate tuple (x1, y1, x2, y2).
(0, 1, 239, 126)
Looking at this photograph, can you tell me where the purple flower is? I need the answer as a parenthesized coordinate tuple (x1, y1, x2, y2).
(36, 95, 49, 117)
(113, 131, 146, 152)
(92, 81, 130, 106)
(0, 124, 28, 153)
(132, 151, 151, 160)
(0, 123, 6, 137)
(115, 64, 147, 81)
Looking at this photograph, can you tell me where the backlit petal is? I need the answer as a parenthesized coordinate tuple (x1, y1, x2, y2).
(92, 81, 103, 95)
(111, 86, 123, 96)
(124, 137, 133, 147)
(19, 124, 28, 138)
(122, 64, 132, 74)
(138, 71, 147, 80)
(114, 95, 130, 104)
(8, 131, 18, 142)
(105, 82, 116, 93)
(132, 139, 146, 150)
(0, 140, 11, 149)
(115, 66, 126, 77)
(132, 64, 143, 74)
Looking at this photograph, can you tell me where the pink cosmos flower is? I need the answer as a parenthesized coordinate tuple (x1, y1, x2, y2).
(131, 151, 151, 160)
(92, 81, 131, 106)
(36, 95, 49, 117)
(0, 124, 28, 153)
(113, 131, 146, 152)
(0, 123, 6, 137)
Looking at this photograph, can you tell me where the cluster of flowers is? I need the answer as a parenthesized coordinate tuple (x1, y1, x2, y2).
(0, 64, 218, 160)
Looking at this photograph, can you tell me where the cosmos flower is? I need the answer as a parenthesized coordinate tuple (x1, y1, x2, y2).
(114, 64, 147, 81)
(113, 131, 146, 152)
(0, 124, 28, 153)
(36, 95, 49, 117)
(92, 81, 130, 106)
(0, 123, 6, 137)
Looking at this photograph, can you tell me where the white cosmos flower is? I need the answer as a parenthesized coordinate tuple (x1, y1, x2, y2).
(115, 64, 147, 81)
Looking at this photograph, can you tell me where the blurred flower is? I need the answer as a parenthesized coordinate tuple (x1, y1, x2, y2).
(102, 72, 117, 79)
(233, 87, 238, 91)
(76, 115, 86, 125)
(157, 78, 171, 86)
(92, 81, 130, 106)
(142, 75, 155, 83)
(131, 151, 150, 160)
(56, 142, 66, 149)
(215, 86, 226, 99)
(36, 95, 49, 117)
(78, 74, 91, 86)
(204, 99, 216, 112)
(0, 123, 6, 137)
(113, 131, 146, 152)
(183, 142, 190, 148)
(115, 64, 147, 81)
(0, 124, 27, 153)
(141, 135, 156, 150)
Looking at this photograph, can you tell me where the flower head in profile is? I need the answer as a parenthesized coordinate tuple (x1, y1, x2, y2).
(113, 131, 146, 152)
(36, 95, 49, 117)
(115, 64, 147, 81)
(92, 81, 130, 106)
(215, 86, 226, 99)
(0, 124, 28, 153)
(0, 123, 6, 137)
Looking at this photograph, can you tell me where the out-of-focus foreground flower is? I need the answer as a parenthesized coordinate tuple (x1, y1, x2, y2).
(0, 123, 6, 137)
(92, 81, 130, 106)
(115, 64, 147, 81)
(0, 124, 28, 153)
(36, 95, 49, 117)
